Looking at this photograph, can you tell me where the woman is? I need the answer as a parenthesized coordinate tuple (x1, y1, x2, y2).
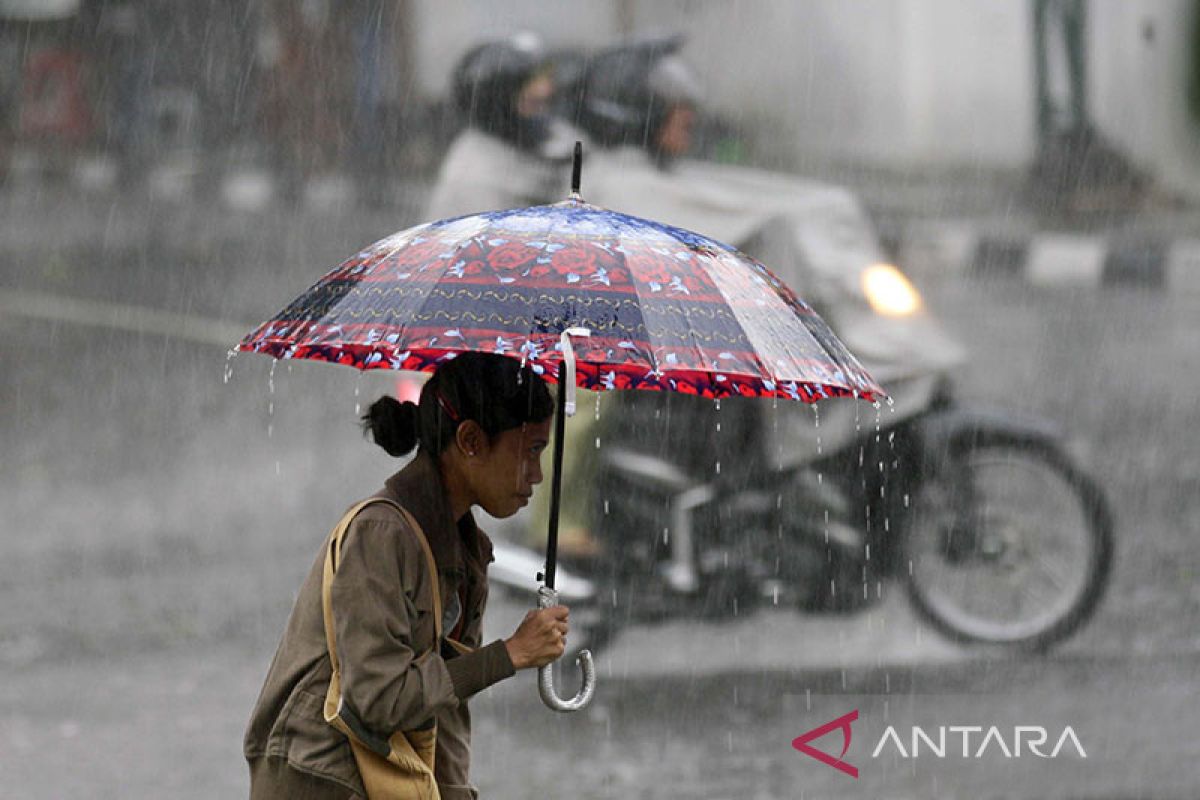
(244, 353, 570, 799)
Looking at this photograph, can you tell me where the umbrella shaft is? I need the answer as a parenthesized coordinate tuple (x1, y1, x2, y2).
(544, 377, 568, 589)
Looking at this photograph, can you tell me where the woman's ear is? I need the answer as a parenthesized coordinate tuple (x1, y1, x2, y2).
(455, 420, 487, 459)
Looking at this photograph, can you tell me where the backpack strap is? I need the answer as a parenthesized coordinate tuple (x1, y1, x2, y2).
(322, 497, 443, 680)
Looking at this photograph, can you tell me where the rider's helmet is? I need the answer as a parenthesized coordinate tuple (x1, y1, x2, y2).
(576, 33, 703, 160)
(452, 32, 553, 149)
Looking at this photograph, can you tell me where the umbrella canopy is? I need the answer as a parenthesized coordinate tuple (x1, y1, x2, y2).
(237, 198, 883, 403)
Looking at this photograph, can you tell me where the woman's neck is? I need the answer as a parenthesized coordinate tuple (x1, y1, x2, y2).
(439, 453, 474, 521)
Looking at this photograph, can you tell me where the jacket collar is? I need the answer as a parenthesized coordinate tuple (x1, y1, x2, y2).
(380, 450, 483, 572)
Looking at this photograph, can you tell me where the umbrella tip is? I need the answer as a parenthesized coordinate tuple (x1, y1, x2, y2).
(570, 141, 583, 199)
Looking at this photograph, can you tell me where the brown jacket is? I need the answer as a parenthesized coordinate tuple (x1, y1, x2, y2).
(244, 452, 516, 799)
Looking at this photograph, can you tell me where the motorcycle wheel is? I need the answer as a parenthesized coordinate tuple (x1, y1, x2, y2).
(903, 432, 1113, 652)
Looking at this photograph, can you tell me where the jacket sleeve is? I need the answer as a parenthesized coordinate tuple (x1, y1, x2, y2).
(329, 514, 458, 735)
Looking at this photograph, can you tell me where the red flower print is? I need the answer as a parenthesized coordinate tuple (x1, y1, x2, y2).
(487, 242, 540, 271)
(551, 246, 599, 276)
(608, 371, 635, 389)
(630, 253, 680, 286)
(393, 236, 452, 267)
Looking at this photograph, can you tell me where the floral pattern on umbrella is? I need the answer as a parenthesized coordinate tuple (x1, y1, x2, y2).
(238, 199, 884, 403)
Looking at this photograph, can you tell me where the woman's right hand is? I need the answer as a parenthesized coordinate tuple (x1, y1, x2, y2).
(504, 605, 569, 670)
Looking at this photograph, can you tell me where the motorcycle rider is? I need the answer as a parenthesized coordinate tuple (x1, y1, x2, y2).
(550, 34, 962, 571)
(573, 33, 702, 170)
(426, 32, 579, 219)
(493, 36, 1109, 650)
(529, 35, 739, 567)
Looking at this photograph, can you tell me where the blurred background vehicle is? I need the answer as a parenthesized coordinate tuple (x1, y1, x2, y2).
(481, 37, 1114, 657)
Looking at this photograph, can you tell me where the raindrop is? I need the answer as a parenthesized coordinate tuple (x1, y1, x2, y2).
(603, 499, 610, 515)
(662, 527, 669, 544)
(267, 359, 277, 439)
(715, 461, 722, 475)
(595, 436, 601, 449)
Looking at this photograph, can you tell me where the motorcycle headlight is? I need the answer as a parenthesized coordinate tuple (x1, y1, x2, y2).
(861, 263, 922, 316)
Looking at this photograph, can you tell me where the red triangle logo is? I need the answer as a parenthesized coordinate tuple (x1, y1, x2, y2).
(792, 709, 859, 778)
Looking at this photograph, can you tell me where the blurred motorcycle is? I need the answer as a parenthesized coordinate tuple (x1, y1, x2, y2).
(486, 156, 1114, 655)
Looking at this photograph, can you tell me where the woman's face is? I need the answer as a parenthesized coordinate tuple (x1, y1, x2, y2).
(472, 419, 552, 518)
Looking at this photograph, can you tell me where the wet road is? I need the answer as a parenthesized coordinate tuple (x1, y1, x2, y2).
(2, 196, 1199, 797)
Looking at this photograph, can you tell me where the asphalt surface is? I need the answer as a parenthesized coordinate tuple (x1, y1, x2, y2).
(2, 191, 1198, 798)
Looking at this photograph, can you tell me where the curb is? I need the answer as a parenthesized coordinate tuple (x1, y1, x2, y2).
(893, 222, 1200, 291)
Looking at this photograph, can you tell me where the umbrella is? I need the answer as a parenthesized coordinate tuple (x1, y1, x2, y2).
(238, 144, 883, 711)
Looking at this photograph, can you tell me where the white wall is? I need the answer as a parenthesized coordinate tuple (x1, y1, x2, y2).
(1089, 0, 1200, 196)
(411, 0, 1200, 193)
(632, 0, 1035, 169)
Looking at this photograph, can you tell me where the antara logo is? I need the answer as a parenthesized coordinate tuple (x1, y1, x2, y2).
(792, 709, 859, 778)
(793, 710, 1087, 778)
(871, 724, 1087, 760)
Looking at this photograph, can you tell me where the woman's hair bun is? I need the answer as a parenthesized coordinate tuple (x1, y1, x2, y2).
(362, 396, 420, 457)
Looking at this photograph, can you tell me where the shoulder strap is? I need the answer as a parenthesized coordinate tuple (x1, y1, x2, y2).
(321, 498, 443, 681)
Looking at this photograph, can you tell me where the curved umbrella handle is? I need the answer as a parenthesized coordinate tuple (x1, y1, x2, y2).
(536, 586, 596, 713)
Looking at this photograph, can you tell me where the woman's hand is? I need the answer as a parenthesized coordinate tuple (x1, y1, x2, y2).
(504, 605, 569, 670)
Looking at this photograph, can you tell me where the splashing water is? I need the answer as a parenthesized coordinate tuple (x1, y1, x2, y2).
(714, 397, 722, 475)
